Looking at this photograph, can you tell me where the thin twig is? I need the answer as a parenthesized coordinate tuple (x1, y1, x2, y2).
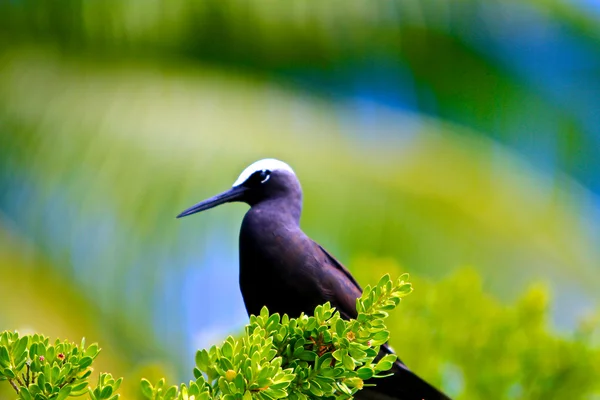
(58, 376, 76, 389)
(8, 379, 20, 394)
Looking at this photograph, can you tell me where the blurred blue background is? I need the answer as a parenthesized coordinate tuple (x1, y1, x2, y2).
(0, 1, 599, 398)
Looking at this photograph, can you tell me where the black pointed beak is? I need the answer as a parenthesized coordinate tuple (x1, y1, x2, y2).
(176, 186, 248, 218)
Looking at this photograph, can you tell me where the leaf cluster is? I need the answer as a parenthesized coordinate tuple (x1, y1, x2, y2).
(0, 331, 122, 400)
(354, 260, 600, 399)
(141, 274, 413, 400)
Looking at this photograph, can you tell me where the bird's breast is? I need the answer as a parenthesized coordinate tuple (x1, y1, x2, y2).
(238, 210, 322, 317)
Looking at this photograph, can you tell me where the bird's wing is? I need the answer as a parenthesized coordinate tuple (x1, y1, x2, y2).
(315, 243, 363, 291)
(312, 241, 362, 319)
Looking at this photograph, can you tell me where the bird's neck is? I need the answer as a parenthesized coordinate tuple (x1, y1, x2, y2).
(247, 197, 302, 227)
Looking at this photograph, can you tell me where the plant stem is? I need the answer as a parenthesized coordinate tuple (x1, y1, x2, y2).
(8, 378, 20, 394)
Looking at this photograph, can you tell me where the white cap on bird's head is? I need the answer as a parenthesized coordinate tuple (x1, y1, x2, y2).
(233, 158, 295, 187)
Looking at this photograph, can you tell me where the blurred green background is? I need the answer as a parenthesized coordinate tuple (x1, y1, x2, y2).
(1, 1, 599, 398)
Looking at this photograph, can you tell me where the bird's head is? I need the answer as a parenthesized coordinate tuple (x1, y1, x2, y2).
(176, 158, 302, 218)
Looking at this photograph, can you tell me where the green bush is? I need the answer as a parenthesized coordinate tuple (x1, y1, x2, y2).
(1, 274, 412, 400)
(142, 273, 411, 400)
(353, 260, 600, 399)
(0, 332, 121, 400)
(2, 268, 598, 399)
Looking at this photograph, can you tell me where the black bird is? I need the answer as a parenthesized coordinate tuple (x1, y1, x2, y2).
(177, 158, 450, 400)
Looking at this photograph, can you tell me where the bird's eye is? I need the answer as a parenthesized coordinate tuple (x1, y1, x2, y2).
(260, 170, 271, 183)
(244, 170, 271, 187)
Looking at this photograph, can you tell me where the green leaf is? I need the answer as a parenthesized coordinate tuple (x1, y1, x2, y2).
(45, 346, 55, 362)
(357, 366, 374, 380)
(332, 349, 344, 361)
(85, 343, 100, 359)
(70, 381, 89, 395)
(316, 353, 333, 370)
(377, 274, 391, 289)
(37, 372, 46, 388)
(113, 377, 123, 392)
(370, 330, 389, 345)
(397, 283, 413, 296)
(266, 313, 280, 328)
(372, 311, 389, 319)
(188, 381, 201, 396)
(222, 340, 233, 359)
(51, 364, 60, 383)
(335, 319, 345, 338)
(55, 386, 72, 400)
(307, 381, 324, 397)
(140, 378, 153, 398)
(19, 387, 33, 400)
(195, 350, 210, 371)
(100, 386, 113, 399)
(13, 336, 29, 359)
(298, 351, 317, 362)
(29, 343, 38, 357)
(197, 391, 211, 400)
(37, 343, 47, 358)
(79, 368, 93, 379)
(260, 306, 269, 319)
(78, 356, 93, 369)
(3, 367, 16, 378)
(163, 385, 178, 399)
(0, 346, 10, 369)
(193, 367, 202, 379)
(342, 354, 355, 371)
(349, 345, 367, 360)
(15, 356, 27, 372)
(265, 388, 287, 399)
(374, 354, 397, 373)
(29, 383, 42, 396)
(305, 317, 317, 331)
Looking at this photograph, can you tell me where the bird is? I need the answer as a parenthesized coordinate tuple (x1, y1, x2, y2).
(177, 158, 450, 400)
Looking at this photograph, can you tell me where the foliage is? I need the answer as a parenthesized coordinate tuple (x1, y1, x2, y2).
(140, 274, 412, 400)
(1, 265, 599, 400)
(354, 260, 600, 400)
(0, 331, 122, 400)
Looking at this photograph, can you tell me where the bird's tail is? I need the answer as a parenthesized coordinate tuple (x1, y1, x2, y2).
(356, 362, 452, 400)
(356, 344, 452, 400)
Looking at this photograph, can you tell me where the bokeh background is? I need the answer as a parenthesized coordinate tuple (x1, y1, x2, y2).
(1, 1, 599, 399)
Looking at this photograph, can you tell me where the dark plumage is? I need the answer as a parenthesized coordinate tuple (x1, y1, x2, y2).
(177, 159, 450, 400)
